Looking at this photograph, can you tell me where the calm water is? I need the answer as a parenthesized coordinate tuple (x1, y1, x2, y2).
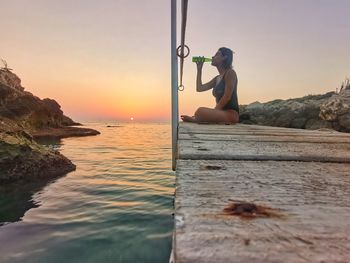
(0, 123, 174, 263)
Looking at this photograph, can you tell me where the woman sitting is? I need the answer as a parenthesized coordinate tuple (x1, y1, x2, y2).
(181, 47, 239, 124)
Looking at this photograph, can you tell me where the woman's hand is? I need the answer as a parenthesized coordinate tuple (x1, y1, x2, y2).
(196, 56, 204, 71)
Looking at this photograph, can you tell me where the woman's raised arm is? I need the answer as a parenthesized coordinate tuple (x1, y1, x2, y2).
(196, 61, 216, 92)
(197, 76, 217, 92)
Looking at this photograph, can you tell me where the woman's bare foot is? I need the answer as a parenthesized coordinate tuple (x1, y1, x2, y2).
(180, 115, 196, 123)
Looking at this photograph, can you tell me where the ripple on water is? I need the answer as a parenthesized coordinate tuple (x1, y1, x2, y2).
(0, 123, 174, 263)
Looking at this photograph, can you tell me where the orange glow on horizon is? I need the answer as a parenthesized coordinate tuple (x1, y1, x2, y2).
(21, 71, 171, 121)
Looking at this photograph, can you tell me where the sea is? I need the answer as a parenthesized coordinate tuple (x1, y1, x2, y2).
(0, 122, 174, 263)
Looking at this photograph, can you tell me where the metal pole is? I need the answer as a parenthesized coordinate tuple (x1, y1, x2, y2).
(171, 0, 178, 171)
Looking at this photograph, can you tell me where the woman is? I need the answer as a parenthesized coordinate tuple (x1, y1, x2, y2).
(181, 47, 239, 124)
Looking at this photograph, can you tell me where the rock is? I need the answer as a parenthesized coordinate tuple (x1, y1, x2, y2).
(239, 90, 350, 132)
(319, 90, 350, 131)
(304, 119, 333, 130)
(0, 68, 99, 183)
(0, 126, 75, 183)
(31, 126, 100, 139)
(0, 70, 94, 133)
(338, 113, 350, 132)
(240, 92, 337, 130)
(40, 98, 79, 126)
(319, 98, 347, 121)
(0, 68, 23, 91)
(290, 117, 307, 129)
(41, 98, 61, 112)
(246, 101, 264, 111)
(0, 84, 73, 129)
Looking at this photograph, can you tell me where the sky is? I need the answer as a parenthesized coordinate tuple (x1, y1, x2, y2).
(0, 0, 349, 122)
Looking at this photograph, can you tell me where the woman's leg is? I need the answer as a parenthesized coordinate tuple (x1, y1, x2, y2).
(194, 107, 239, 124)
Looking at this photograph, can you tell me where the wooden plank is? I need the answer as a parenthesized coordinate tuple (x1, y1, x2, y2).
(179, 133, 350, 143)
(179, 122, 344, 133)
(175, 123, 350, 262)
(179, 129, 349, 137)
(180, 130, 350, 137)
(179, 123, 350, 137)
(174, 160, 350, 263)
(178, 139, 350, 163)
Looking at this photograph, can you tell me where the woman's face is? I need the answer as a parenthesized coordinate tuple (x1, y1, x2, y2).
(211, 50, 225, 67)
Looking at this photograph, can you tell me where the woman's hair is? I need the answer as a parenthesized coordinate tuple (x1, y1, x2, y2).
(218, 47, 233, 69)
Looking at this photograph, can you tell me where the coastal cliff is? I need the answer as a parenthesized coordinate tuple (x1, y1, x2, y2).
(0, 67, 99, 136)
(0, 65, 99, 183)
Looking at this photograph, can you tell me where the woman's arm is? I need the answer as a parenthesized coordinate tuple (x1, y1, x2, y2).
(196, 61, 216, 92)
(215, 70, 237, 110)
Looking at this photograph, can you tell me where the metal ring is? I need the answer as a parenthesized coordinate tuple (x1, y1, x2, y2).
(178, 85, 185, 91)
(176, 45, 190, 58)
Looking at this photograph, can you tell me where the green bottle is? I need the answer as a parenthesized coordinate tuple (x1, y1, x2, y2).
(192, 56, 212, 63)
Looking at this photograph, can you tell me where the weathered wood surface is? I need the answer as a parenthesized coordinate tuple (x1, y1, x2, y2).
(174, 123, 350, 262)
(179, 133, 350, 143)
(179, 123, 350, 139)
(178, 123, 350, 163)
(179, 123, 343, 134)
(178, 139, 350, 163)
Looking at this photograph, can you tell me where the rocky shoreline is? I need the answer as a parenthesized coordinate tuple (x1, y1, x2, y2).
(31, 126, 100, 139)
(0, 66, 100, 183)
(239, 83, 350, 132)
(0, 130, 75, 183)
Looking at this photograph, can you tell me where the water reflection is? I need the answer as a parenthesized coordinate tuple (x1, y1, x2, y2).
(0, 178, 58, 225)
(0, 123, 174, 263)
(0, 138, 64, 225)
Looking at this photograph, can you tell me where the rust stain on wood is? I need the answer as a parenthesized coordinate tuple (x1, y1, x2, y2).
(174, 123, 350, 262)
(222, 201, 284, 219)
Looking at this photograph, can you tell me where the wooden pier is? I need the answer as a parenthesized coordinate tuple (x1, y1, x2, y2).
(172, 123, 350, 262)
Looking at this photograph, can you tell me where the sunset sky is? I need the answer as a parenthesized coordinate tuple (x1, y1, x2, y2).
(1, 0, 349, 122)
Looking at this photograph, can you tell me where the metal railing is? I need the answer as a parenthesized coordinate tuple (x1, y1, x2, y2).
(171, 0, 178, 171)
